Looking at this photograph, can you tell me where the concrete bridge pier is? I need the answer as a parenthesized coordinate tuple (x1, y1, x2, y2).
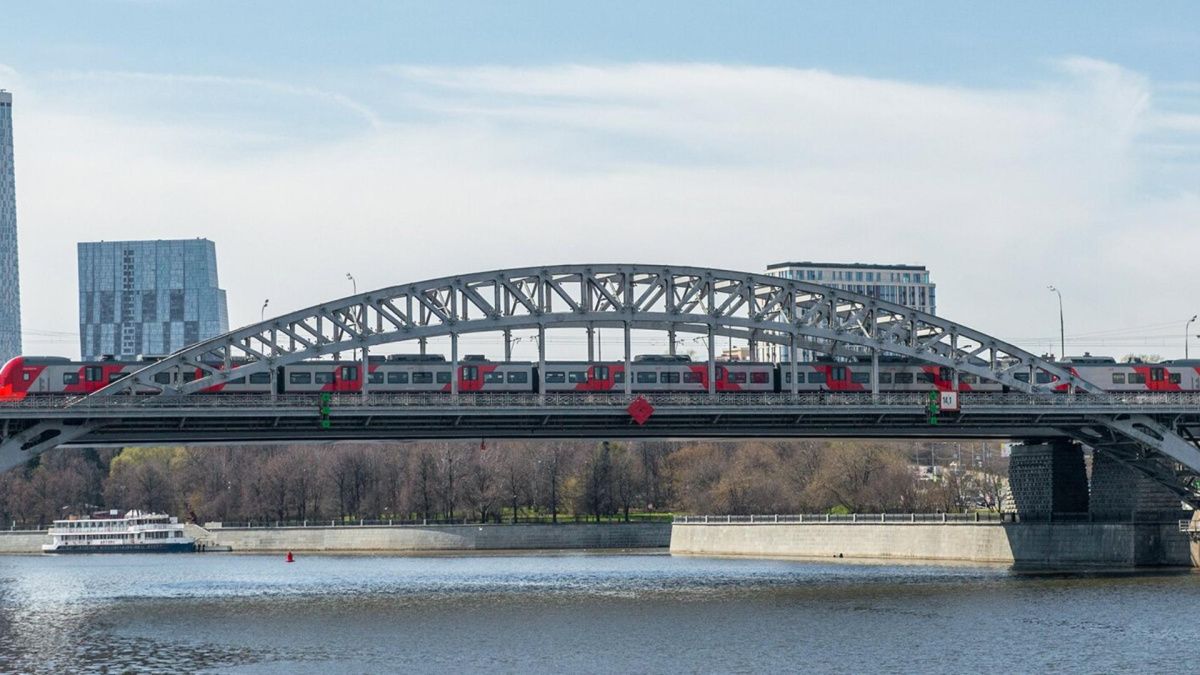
(1007, 441, 1089, 518)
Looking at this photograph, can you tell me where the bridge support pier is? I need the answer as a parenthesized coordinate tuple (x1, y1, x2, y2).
(1090, 449, 1186, 522)
(1007, 441, 1089, 518)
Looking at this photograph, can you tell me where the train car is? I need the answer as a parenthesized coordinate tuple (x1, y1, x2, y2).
(540, 355, 775, 393)
(0, 356, 161, 399)
(780, 360, 1003, 393)
(279, 355, 536, 394)
(1059, 355, 1200, 393)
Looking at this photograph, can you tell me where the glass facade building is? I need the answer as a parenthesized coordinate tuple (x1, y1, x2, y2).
(0, 90, 20, 363)
(766, 261, 936, 361)
(78, 239, 229, 360)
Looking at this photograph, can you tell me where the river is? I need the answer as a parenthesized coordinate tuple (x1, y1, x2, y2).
(0, 552, 1196, 673)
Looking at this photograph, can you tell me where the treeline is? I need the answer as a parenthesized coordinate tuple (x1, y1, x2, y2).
(0, 439, 1005, 527)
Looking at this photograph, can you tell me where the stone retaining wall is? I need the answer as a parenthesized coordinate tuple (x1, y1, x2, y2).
(670, 521, 1192, 567)
(0, 531, 47, 554)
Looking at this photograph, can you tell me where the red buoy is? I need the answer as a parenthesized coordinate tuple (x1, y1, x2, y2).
(286, 551, 294, 563)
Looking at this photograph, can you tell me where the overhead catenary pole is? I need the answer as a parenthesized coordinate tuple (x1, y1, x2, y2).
(1186, 315, 1197, 360)
(450, 332, 458, 402)
(708, 324, 716, 398)
(623, 321, 632, 399)
(1048, 285, 1065, 359)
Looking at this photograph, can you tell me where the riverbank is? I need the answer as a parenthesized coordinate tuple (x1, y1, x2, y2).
(669, 519, 1194, 567)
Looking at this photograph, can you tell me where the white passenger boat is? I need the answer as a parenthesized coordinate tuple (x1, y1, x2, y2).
(42, 510, 195, 553)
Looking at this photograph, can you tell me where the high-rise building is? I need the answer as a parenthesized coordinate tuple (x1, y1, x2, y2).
(766, 261, 936, 361)
(78, 239, 229, 359)
(0, 90, 21, 363)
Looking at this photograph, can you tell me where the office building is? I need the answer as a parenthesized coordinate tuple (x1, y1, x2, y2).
(78, 239, 229, 359)
(766, 261, 936, 361)
(0, 90, 20, 363)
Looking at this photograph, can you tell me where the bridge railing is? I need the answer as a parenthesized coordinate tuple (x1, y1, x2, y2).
(673, 513, 1010, 524)
(3, 390, 1200, 409)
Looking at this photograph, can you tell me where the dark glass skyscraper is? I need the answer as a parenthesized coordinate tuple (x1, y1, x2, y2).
(0, 90, 20, 363)
(77, 239, 229, 359)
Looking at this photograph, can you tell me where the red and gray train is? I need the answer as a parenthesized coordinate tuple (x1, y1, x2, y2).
(3, 353, 1199, 400)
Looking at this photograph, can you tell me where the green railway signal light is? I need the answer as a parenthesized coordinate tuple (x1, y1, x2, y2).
(318, 392, 332, 429)
(927, 391, 940, 425)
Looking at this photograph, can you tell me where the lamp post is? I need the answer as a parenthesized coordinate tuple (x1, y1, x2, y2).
(1187, 315, 1198, 359)
(260, 299, 269, 322)
(1047, 286, 1064, 359)
(345, 273, 357, 295)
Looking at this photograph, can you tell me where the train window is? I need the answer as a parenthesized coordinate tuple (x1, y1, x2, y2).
(939, 367, 953, 381)
(315, 372, 334, 384)
(388, 372, 408, 384)
(567, 371, 587, 383)
(230, 377, 246, 385)
(1129, 373, 1145, 384)
(435, 372, 452, 384)
(544, 372, 566, 383)
(916, 372, 934, 384)
(1170, 373, 1182, 384)
(368, 373, 384, 384)
(63, 372, 80, 385)
(1035, 373, 1052, 384)
(1150, 368, 1164, 382)
(593, 366, 609, 381)
(831, 367, 845, 381)
(727, 372, 746, 383)
(614, 371, 625, 384)
(894, 373, 913, 384)
(485, 372, 504, 384)
(684, 371, 703, 383)
(462, 366, 478, 381)
(108, 372, 129, 383)
(960, 374, 977, 384)
(636, 372, 657, 383)
(661, 372, 681, 383)
(807, 372, 826, 384)
(250, 373, 271, 384)
(182, 372, 197, 383)
(153, 373, 171, 385)
(85, 366, 103, 382)
(413, 372, 433, 384)
(751, 372, 770, 384)
(507, 372, 528, 384)
(850, 372, 870, 384)
(340, 366, 358, 381)
(878, 372, 893, 384)
(290, 372, 312, 384)
(1013, 373, 1029, 382)
(782, 372, 791, 383)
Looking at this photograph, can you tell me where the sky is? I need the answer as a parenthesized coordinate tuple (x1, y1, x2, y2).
(1, 1, 1199, 360)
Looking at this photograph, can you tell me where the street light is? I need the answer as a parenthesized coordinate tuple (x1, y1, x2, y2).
(1047, 286, 1064, 359)
(1187, 315, 1198, 359)
(346, 272, 357, 295)
(260, 299, 270, 322)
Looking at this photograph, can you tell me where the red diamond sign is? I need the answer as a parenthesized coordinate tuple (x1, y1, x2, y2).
(627, 396, 655, 425)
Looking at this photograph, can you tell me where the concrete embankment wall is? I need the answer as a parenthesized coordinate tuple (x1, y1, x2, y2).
(194, 522, 671, 553)
(0, 531, 47, 554)
(670, 522, 1193, 567)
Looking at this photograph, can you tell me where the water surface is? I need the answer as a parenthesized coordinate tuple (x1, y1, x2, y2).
(1, 553, 1195, 673)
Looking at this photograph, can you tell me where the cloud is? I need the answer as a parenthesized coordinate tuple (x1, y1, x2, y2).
(4, 59, 1198, 358)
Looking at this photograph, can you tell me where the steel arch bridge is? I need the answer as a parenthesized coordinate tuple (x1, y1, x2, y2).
(3, 264, 1199, 503)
